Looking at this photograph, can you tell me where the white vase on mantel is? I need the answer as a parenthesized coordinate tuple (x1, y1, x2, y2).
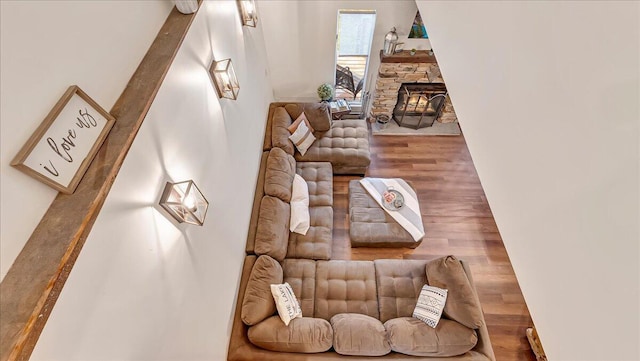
(174, 0, 199, 14)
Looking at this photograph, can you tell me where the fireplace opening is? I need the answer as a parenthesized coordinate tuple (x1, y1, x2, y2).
(393, 83, 447, 129)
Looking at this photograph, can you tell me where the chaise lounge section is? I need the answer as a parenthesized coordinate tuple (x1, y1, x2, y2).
(264, 102, 371, 175)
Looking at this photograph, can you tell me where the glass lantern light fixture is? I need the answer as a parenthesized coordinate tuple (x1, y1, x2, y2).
(237, 0, 257, 27)
(159, 180, 209, 226)
(209, 58, 240, 100)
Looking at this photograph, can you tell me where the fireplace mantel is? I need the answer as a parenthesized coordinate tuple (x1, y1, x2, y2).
(379, 50, 437, 63)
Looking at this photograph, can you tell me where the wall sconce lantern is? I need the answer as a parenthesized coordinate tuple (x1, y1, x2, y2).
(209, 58, 240, 100)
(237, 0, 258, 27)
(159, 180, 209, 226)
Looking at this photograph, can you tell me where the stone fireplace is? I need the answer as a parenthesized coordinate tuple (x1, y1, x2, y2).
(371, 50, 457, 124)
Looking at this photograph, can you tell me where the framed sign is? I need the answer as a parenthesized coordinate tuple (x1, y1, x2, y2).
(11, 85, 116, 194)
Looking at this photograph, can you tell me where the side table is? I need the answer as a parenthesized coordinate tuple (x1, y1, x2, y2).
(329, 100, 351, 120)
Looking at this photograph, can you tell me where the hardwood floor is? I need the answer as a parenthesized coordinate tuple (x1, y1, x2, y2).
(332, 131, 536, 361)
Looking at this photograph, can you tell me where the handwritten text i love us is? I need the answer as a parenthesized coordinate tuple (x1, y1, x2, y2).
(41, 108, 98, 177)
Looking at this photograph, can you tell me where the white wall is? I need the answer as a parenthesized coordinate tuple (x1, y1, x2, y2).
(418, 1, 639, 360)
(258, 0, 425, 101)
(0, 0, 173, 280)
(29, 1, 273, 360)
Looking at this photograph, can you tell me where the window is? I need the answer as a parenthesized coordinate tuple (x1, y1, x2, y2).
(335, 10, 376, 102)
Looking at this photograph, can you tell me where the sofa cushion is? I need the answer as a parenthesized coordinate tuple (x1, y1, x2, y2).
(271, 107, 295, 155)
(315, 260, 379, 320)
(264, 148, 296, 203)
(282, 259, 316, 317)
(255, 196, 290, 261)
(374, 259, 428, 323)
(285, 103, 331, 132)
(248, 316, 333, 353)
(287, 206, 333, 260)
(426, 256, 484, 329)
(331, 313, 391, 356)
(385, 317, 478, 357)
(296, 162, 333, 207)
(241, 255, 283, 326)
(294, 118, 370, 172)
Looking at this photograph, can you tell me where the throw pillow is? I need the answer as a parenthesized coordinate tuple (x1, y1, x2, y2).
(290, 174, 310, 235)
(425, 255, 484, 329)
(413, 284, 448, 328)
(270, 282, 303, 326)
(288, 119, 316, 156)
(287, 112, 315, 134)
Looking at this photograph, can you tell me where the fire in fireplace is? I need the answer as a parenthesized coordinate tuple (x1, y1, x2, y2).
(393, 83, 447, 129)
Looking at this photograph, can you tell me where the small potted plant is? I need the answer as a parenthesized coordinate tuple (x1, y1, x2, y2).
(317, 83, 334, 102)
(410, 48, 417, 56)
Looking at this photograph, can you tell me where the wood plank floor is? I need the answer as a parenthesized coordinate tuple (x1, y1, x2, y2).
(331, 131, 536, 361)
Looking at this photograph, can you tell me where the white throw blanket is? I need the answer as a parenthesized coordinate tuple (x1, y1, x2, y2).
(359, 177, 425, 241)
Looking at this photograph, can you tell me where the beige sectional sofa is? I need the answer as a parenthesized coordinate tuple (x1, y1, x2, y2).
(263, 102, 371, 175)
(227, 103, 496, 361)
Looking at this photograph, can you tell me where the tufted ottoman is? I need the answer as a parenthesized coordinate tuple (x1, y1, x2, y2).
(348, 180, 422, 248)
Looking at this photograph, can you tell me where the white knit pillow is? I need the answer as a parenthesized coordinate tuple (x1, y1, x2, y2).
(413, 284, 448, 328)
(290, 174, 310, 235)
(270, 282, 303, 326)
(288, 119, 315, 156)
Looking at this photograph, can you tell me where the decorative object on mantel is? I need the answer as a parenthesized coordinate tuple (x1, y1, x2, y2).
(210, 58, 240, 100)
(410, 48, 417, 56)
(159, 180, 209, 226)
(237, 0, 258, 27)
(173, 0, 199, 14)
(317, 83, 334, 102)
(383, 27, 399, 55)
(11, 85, 115, 194)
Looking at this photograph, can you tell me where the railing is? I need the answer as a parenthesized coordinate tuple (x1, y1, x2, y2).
(336, 55, 367, 78)
(335, 55, 368, 100)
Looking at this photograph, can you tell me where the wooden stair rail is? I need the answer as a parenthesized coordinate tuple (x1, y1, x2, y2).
(0, 5, 199, 361)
